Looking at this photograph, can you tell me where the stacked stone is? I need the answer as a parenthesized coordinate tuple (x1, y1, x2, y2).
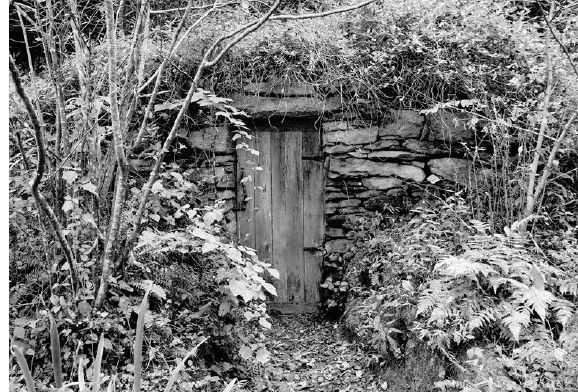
(128, 124, 238, 234)
(185, 125, 238, 234)
(322, 109, 477, 263)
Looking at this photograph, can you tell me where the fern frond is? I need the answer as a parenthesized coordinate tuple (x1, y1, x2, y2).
(501, 306, 530, 341)
(436, 256, 497, 278)
(516, 287, 555, 322)
(551, 298, 576, 327)
(417, 282, 441, 316)
(467, 308, 497, 333)
(470, 220, 491, 235)
(488, 276, 529, 293)
(132, 280, 167, 301)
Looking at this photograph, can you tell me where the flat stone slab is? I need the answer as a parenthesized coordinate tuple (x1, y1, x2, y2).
(324, 144, 356, 154)
(362, 177, 404, 190)
(329, 157, 426, 182)
(379, 109, 424, 138)
(368, 150, 426, 160)
(231, 94, 341, 118)
(325, 126, 378, 145)
(179, 126, 231, 152)
(426, 109, 474, 142)
(243, 81, 316, 97)
(428, 158, 472, 185)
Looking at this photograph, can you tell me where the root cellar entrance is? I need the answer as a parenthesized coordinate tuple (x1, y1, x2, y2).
(235, 120, 324, 312)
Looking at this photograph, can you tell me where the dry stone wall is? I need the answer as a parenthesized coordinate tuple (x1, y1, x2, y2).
(322, 109, 476, 264)
(232, 82, 480, 290)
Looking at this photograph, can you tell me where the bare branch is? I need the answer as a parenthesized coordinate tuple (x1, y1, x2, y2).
(9, 56, 78, 285)
(15, 132, 31, 172)
(532, 110, 578, 204)
(44, 0, 70, 158)
(133, 0, 216, 149)
(94, 170, 127, 309)
(522, 2, 555, 226)
(270, 0, 377, 21)
(66, 0, 95, 168)
(150, 3, 227, 14)
(95, 0, 134, 309)
(15, 6, 44, 122)
(205, 0, 282, 67)
(104, 0, 128, 171)
(539, 2, 578, 79)
(125, 0, 151, 99)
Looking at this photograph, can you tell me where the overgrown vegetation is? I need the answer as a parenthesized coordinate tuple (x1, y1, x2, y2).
(8, 0, 578, 391)
(344, 195, 578, 391)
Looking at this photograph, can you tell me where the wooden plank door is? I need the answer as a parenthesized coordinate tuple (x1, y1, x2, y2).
(236, 123, 324, 309)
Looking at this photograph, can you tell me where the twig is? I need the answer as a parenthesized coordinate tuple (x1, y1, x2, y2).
(539, 2, 578, 79)
(138, 1, 231, 93)
(15, 132, 31, 171)
(43, 124, 98, 182)
(150, 3, 224, 14)
(532, 110, 578, 204)
(16, 6, 44, 122)
(133, 0, 214, 149)
(205, 0, 282, 67)
(95, 0, 133, 309)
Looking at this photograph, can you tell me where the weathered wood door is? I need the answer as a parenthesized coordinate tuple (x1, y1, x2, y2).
(236, 120, 324, 309)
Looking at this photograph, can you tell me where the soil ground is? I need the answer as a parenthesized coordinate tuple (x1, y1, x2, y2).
(250, 313, 391, 392)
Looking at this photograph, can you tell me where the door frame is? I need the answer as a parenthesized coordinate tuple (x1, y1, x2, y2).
(234, 118, 325, 312)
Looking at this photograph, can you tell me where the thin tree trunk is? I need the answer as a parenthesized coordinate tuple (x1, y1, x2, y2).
(94, 170, 126, 309)
(94, 0, 130, 309)
(9, 57, 78, 289)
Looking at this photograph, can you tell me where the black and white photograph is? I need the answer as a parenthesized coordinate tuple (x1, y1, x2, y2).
(7, 0, 578, 390)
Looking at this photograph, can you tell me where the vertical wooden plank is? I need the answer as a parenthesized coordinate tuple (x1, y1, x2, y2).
(270, 131, 288, 302)
(236, 134, 256, 249)
(302, 130, 324, 303)
(284, 131, 305, 303)
(253, 132, 273, 265)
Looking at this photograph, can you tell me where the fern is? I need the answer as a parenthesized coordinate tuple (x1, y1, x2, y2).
(466, 308, 497, 333)
(436, 256, 498, 279)
(501, 305, 531, 341)
(132, 280, 167, 301)
(550, 298, 576, 327)
(416, 223, 577, 350)
(514, 287, 554, 322)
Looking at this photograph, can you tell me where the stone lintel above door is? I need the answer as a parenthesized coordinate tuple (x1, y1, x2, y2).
(231, 93, 341, 119)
